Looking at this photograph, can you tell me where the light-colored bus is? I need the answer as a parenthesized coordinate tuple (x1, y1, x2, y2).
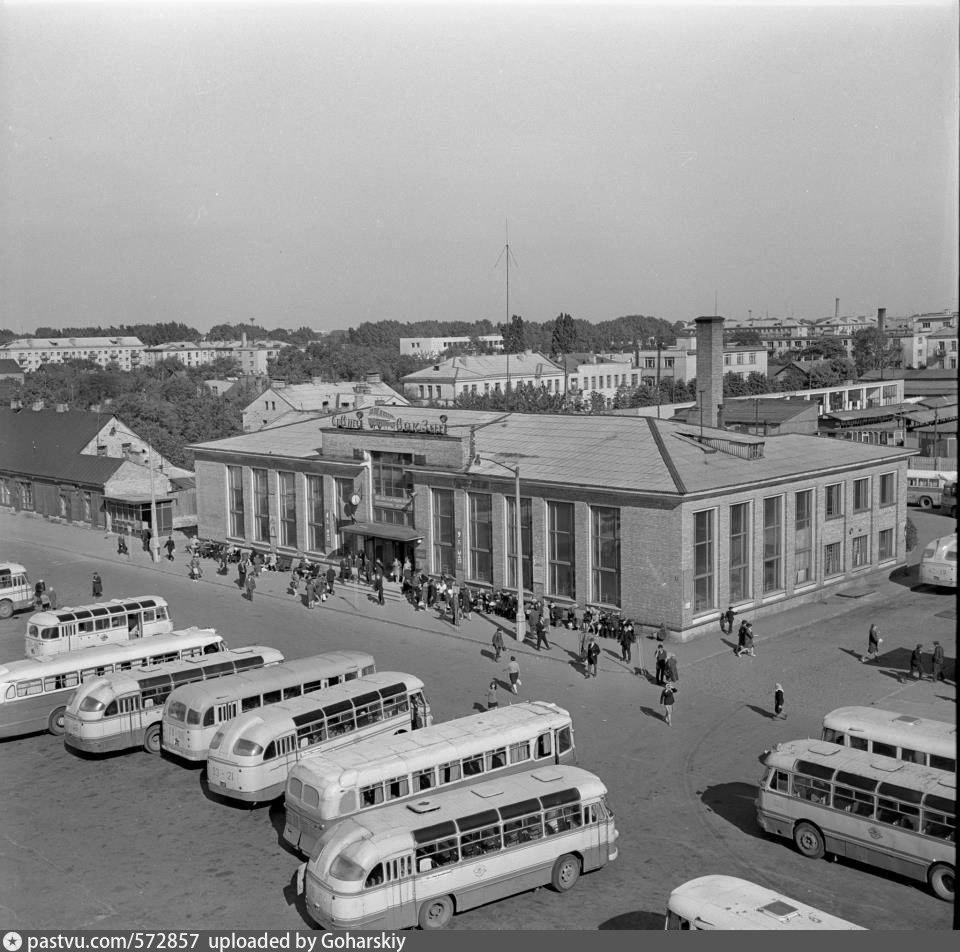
(25, 596, 173, 658)
(284, 700, 575, 856)
(906, 469, 956, 510)
(0, 628, 225, 739)
(664, 876, 865, 930)
(918, 533, 957, 590)
(206, 672, 432, 803)
(161, 650, 376, 762)
(756, 739, 956, 902)
(821, 706, 956, 773)
(298, 765, 619, 930)
(63, 645, 284, 755)
(0, 562, 33, 619)
(942, 481, 958, 518)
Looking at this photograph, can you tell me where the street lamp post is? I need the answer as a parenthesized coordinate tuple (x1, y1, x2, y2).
(474, 455, 525, 644)
(142, 447, 161, 563)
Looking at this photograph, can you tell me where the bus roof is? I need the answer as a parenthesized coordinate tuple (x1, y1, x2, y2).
(290, 701, 570, 788)
(907, 469, 956, 481)
(824, 706, 956, 753)
(212, 672, 424, 746)
(27, 596, 168, 626)
(667, 876, 865, 930)
(0, 562, 28, 574)
(310, 766, 608, 868)
(69, 645, 284, 699)
(164, 650, 375, 708)
(763, 740, 957, 797)
(0, 628, 222, 682)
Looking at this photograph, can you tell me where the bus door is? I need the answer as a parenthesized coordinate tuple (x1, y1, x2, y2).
(128, 612, 143, 639)
(113, 693, 142, 740)
(381, 854, 414, 922)
(61, 623, 77, 651)
(581, 800, 605, 868)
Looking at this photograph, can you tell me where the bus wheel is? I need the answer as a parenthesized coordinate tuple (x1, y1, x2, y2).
(417, 895, 454, 930)
(793, 821, 825, 859)
(48, 707, 67, 736)
(143, 724, 162, 755)
(929, 863, 955, 902)
(0, 600, 13, 619)
(551, 853, 582, 892)
(920, 496, 933, 509)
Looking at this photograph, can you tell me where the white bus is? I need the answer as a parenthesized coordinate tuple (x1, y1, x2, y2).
(906, 469, 956, 510)
(63, 645, 284, 755)
(206, 672, 432, 803)
(757, 739, 956, 902)
(821, 706, 956, 773)
(918, 533, 957, 590)
(25, 596, 173, 658)
(284, 701, 575, 856)
(161, 650, 376, 762)
(298, 765, 619, 930)
(0, 562, 33, 619)
(664, 876, 865, 930)
(0, 628, 225, 739)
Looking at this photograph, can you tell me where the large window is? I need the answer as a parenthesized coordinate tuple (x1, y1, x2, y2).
(853, 477, 871, 513)
(0, 480, 10, 506)
(307, 475, 324, 552)
(591, 507, 620, 607)
(852, 533, 870, 568)
(468, 494, 494, 584)
(729, 502, 751, 603)
(693, 509, 715, 613)
(547, 501, 576, 599)
(878, 528, 895, 562)
(825, 483, 843, 520)
(762, 496, 783, 593)
(879, 472, 895, 507)
(506, 497, 533, 592)
(432, 489, 456, 576)
(372, 452, 412, 499)
(824, 541, 843, 577)
(278, 472, 297, 548)
(227, 466, 245, 538)
(252, 468, 270, 543)
(794, 490, 814, 585)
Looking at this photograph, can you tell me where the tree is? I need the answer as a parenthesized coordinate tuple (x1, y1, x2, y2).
(499, 314, 527, 354)
(549, 313, 578, 357)
(726, 328, 763, 346)
(798, 337, 848, 361)
(852, 327, 896, 377)
(905, 517, 918, 553)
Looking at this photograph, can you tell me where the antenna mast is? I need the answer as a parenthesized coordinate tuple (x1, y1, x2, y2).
(494, 221, 518, 325)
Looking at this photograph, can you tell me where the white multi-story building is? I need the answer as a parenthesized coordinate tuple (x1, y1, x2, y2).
(886, 311, 958, 370)
(400, 335, 504, 357)
(0, 337, 145, 372)
(142, 337, 286, 374)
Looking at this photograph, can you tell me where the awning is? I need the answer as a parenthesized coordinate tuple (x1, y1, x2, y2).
(341, 521, 424, 543)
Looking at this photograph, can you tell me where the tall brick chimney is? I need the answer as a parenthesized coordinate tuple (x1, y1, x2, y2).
(835, 298, 840, 320)
(877, 307, 886, 333)
(695, 315, 724, 429)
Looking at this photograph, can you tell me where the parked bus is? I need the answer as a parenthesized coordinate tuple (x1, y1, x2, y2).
(756, 739, 955, 902)
(664, 875, 865, 930)
(918, 533, 957, 590)
(284, 700, 575, 855)
(821, 706, 956, 773)
(63, 645, 284, 755)
(25, 596, 173, 658)
(161, 650, 376, 762)
(298, 765, 619, 930)
(0, 628, 225, 739)
(206, 672, 431, 803)
(906, 470, 956, 510)
(0, 562, 33, 619)
(942, 481, 958, 517)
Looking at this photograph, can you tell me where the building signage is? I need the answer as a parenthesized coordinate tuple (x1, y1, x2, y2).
(332, 408, 448, 436)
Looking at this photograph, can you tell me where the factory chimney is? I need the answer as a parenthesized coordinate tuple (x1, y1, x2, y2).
(877, 307, 886, 333)
(695, 315, 725, 429)
(834, 298, 840, 320)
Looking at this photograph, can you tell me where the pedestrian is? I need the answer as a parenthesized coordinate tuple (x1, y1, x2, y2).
(450, 580, 461, 626)
(461, 582, 472, 620)
(774, 683, 786, 719)
(909, 644, 924, 680)
(164, 536, 176, 561)
(586, 637, 600, 679)
(863, 624, 882, 663)
(737, 621, 755, 658)
(189, 556, 202, 582)
(535, 615, 551, 651)
(655, 643, 667, 685)
(619, 624, 633, 662)
(34, 579, 46, 610)
(660, 681, 676, 725)
(486, 680, 499, 711)
(492, 628, 505, 662)
(325, 565, 336, 596)
(245, 572, 256, 602)
(391, 557, 401, 583)
(117, 534, 129, 557)
(237, 558, 247, 590)
(373, 571, 385, 606)
(666, 651, 679, 683)
(46, 584, 58, 610)
(722, 605, 736, 635)
(579, 626, 589, 662)
(91, 572, 103, 599)
(506, 656, 521, 694)
(932, 640, 945, 682)
(39, 586, 51, 611)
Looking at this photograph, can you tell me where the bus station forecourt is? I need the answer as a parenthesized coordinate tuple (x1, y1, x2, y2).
(0, 509, 955, 932)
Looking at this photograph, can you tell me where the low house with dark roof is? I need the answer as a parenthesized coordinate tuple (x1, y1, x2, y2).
(672, 397, 819, 436)
(0, 408, 196, 534)
(0, 359, 25, 385)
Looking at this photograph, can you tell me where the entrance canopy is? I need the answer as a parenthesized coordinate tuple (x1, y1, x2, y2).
(341, 521, 423, 543)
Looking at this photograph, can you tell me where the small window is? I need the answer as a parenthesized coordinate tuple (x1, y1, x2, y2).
(825, 483, 843, 519)
(413, 768, 436, 792)
(853, 478, 871, 512)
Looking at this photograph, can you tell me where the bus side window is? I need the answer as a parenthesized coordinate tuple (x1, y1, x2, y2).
(413, 768, 435, 792)
(900, 748, 924, 765)
(873, 741, 897, 758)
(364, 864, 384, 889)
(769, 769, 789, 793)
(930, 755, 956, 772)
(557, 726, 573, 755)
(536, 732, 553, 759)
(203, 642, 220, 655)
(849, 736, 868, 752)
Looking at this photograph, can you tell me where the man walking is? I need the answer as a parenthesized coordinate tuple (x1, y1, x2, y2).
(586, 637, 600, 679)
(164, 536, 176, 561)
(244, 571, 256, 602)
(932, 641, 945, 682)
(660, 682, 676, 725)
(655, 643, 667, 686)
(534, 614, 550, 651)
(91, 572, 103, 599)
(506, 656, 521, 695)
(492, 629, 505, 662)
(909, 644, 924, 680)
(373, 570, 385, 606)
(722, 605, 735, 635)
(774, 683, 786, 719)
(863, 624, 882, 663)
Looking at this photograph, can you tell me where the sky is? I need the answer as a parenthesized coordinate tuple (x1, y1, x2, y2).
(1, 0, 957, 335)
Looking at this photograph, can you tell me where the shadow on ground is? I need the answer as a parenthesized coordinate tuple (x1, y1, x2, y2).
(699, 782, 765, 840)
(599, 911, 665, 930)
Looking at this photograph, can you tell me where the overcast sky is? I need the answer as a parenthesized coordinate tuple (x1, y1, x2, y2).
(2, 0, 957, 335)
